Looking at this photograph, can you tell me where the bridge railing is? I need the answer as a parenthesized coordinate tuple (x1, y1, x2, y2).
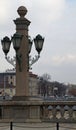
(41, 101, 76, 123)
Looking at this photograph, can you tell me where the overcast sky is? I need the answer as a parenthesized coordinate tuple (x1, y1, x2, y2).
(0, 0, 76, 84)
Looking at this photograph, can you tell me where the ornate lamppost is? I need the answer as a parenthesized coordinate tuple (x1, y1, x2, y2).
(1, 6, 44, 99)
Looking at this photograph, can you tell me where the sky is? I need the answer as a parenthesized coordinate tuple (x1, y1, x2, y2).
(0, 0, 76, 84)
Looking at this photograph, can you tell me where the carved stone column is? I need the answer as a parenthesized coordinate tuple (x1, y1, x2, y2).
(14, 6, 30, 99)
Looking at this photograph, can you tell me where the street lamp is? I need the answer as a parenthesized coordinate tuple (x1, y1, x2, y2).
(1, 33, 23, 71)
(1, 6, 44, 98)
(29, 34, 44, 69)
(1, 36, 11, 57)
(1, 34, 44, 71)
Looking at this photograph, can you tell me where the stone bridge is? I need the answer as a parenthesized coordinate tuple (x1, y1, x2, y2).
(0, 99, 76, 123)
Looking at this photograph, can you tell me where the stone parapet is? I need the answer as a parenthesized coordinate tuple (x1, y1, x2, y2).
(0, 100, 75, 123)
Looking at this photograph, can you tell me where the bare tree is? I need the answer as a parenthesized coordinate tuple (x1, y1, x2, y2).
(42, 73, 51, 81)
(38, 73, 67, 97)
(38, 73, 51, 97)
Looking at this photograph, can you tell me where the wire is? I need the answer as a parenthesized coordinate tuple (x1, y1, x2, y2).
(60, 126, 76, 129)
(13, 124, 55, 128)
(0, 125, 9, 127)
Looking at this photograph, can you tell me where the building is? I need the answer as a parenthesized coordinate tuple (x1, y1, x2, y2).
(0, 71, 15, 97)
(0, 71, 38, 97)
(29, 72, 38, 96)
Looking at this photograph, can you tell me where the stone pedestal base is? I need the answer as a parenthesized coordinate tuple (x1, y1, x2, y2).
(12, 96, 43, 101)
(0, 99, 43, 122)
(12, 96, 30, 101)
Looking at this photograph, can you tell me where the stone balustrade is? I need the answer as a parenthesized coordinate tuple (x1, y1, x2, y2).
(41, 101, 76, 123)
(0, 99, 76, 123)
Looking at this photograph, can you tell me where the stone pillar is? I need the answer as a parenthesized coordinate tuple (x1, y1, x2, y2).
(14, 6, 30, 98)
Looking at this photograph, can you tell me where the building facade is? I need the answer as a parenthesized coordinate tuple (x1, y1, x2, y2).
(0, 71, 38, 97)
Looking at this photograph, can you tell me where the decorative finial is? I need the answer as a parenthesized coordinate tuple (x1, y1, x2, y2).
(17, 6, 27, 18)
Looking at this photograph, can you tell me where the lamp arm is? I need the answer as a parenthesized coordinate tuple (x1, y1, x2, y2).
(29, 54, 40, 69)
(5, 56, 16, 68)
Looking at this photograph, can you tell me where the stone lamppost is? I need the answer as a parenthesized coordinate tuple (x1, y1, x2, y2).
(1, 6, 44, 100)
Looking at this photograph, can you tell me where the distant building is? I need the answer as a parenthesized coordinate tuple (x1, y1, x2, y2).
(29, 72, 38, 96)
(0, 72, 15, 97)
(0, 71, 38, 97)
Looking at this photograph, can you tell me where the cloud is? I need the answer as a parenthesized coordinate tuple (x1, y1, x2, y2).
(0, 0, 31, 23)
(29, 0, 66, 33)
(18, 0, 31, 7)
(0, 0, 66, 34)
(52, 54, 76, 66)
(30, 0, 66, 21)
(0, 1, 10, 23)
